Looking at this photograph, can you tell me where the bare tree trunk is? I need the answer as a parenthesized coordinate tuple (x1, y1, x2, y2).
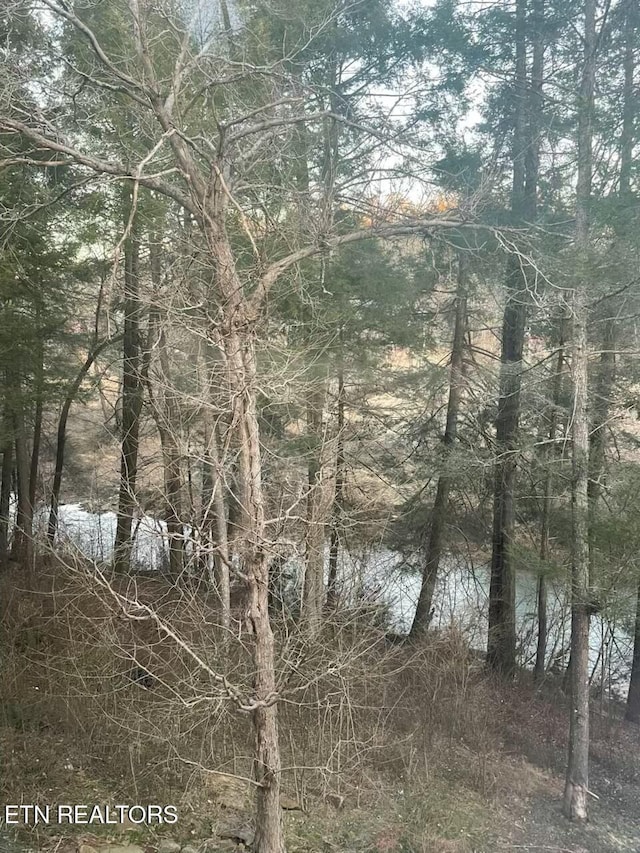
(327, 334, 345, 609)
(535, 327, 564, 682)
(114, 195, 143, 572)
(206, 210, 284, 851)
(411, 252, 467, 637)
(487, 0, 528, 676)
(232, 329, 283, 853)
(564, 285, 591, 821)
(563, 0, 596, 822)
(302, 380, 327, 633)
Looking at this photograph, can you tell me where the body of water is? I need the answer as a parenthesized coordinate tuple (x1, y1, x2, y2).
(41, 504, 635, 698)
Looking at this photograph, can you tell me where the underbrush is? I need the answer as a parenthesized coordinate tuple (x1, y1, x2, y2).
(0, 558, 608, 852)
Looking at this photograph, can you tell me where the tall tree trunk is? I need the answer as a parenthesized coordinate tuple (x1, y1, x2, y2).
(327, 333, 345, 609)
(206, 206, 284, 852)
(563, 0, 596, 822)
(114, 195, 143, 572)
(231, 326, 283, 853)
(302, 380, 327, 633)
(487, 0, 529, 676)
(410, 252, 467, 637)
(535, 325, 564, 682)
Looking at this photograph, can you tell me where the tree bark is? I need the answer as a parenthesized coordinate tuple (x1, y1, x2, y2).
(410, 252, 467, 637)
(487, 0, 529, 676)
(563, 0, 596, 822)
(113, 192, 143, 572)
(205, 205, 284, 851)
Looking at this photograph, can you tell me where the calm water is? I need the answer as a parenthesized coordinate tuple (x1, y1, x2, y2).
(43, 505, 635, 698)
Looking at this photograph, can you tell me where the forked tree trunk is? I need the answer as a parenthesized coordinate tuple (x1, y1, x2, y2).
(302, 380, 327, 633)
(410, 252, 467, 637)
(114, 196, 143, 572)
(563, 0, 596, 822)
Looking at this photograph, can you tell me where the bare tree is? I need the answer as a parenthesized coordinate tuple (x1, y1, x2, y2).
(563, 0, 597, 822)
(0, 2, 477, 846)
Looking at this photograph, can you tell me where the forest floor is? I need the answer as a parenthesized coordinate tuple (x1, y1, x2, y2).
(1, 565, 640, 853)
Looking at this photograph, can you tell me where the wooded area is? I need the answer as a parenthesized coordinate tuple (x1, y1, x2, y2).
(1, 0, 640, 851)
